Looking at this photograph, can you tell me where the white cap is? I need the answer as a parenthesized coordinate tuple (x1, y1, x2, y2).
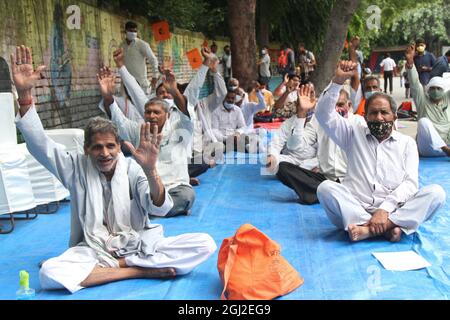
(426, 76, 446, 91)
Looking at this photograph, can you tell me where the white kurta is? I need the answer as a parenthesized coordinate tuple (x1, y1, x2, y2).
(183, 64, 228, 154)
(109, 101, 193, 191)
(296, 113, 366, 181)
(269, 115, 318, 173)
(15, 106, 216, 293)
(315, 83, 446, 233)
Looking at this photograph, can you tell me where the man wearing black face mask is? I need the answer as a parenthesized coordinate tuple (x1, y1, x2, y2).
(316, 60, 446, 243)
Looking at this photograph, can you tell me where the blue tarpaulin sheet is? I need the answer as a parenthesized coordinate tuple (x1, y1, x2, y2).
(0, 154, 449, 300)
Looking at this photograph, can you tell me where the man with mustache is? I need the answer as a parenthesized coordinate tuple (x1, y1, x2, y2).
(315, 60, 446, 242)
(11, 45, 216, 293)
(100, 49, 195, 217)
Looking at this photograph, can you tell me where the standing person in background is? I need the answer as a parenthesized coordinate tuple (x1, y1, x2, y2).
(210, 43, 219, 59)
(297, 43, 316, 84)
(380, 53, 396, 95)
(120, 21, 159, 96)
(413, 39, 436, 86)
(279, 44, 295, 77)
(221, 45, 232, 86)
(258, 46, 271, 90)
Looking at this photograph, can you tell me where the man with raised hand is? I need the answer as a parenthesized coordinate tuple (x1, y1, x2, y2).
(405, 43, 450, 157)
(315, 60, 446, 242)
(11, 45, 216, 293)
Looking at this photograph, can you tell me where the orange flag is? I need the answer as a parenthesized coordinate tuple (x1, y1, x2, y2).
(186, 48, 203, 69)
(151, 21, 171, 42)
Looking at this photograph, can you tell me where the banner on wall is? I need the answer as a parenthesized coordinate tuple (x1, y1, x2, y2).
(151, 21, 171, 42)
(186, 48, 203, 69)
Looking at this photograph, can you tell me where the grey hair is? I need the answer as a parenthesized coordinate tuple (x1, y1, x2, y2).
(144, 98, 170, 113)
(363, 75, 380, 86)
(364, 92, 398, 115)
(84, 117, 119, 148)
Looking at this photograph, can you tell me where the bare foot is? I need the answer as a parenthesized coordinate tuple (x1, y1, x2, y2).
(442, 146, 450, 157)
(144, 267, 176, 279)
(348, 224, 373, 242)
(209, 159, 216, 168)
(384, 227, 402, 242)
(189, 177, 200, 186)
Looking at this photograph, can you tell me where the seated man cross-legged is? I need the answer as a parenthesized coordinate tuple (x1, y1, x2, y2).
(11, 45, 216, 293)
(315, 60, 446, 242)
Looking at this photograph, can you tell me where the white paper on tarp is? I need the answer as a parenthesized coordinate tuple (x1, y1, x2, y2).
(372, 250, 431, 271)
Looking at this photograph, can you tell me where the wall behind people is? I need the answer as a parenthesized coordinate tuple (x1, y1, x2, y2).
(0, 0, 229, 129)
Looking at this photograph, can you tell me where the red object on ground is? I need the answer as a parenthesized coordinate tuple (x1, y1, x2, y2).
(254, 122, 283, 130)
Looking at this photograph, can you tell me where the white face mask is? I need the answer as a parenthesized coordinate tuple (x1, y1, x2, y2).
(224, 102, 234, 110)
(261, 50, 266, 55)
(235, 95, 243, 103)
(164, 98, 174, 108)
(126, 32, 137, 41)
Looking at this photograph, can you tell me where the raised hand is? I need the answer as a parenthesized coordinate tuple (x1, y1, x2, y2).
(10, 45, 46, 99)
(201, 46, 214, 61)
(209, 57, 219, 73)
(123, 123, 162, 175)
(333, 60, 358, 85)
(297, 84, 316, 112)
(405, 43, 415, 67)
(97, 66, 116, 99)
(161, 68, 178, 92)
(113, 48, 125, 69)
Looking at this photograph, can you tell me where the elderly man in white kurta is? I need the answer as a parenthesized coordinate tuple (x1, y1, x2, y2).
(11, 45, 216, 293)
(101, 49, 195, 217)
(315, 60, 446, 242)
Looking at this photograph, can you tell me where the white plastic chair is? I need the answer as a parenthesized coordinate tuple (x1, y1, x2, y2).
(0, 151, 36, 234)
(45, 128, 84, 154)
(0, 92, 69, 215)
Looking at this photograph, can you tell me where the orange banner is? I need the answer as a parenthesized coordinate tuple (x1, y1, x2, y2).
(186, 48, 203, 69)
(151, 21, 171, 42)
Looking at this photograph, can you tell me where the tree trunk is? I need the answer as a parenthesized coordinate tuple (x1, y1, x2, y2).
(310, 0, 361, 93)
(228, 0, 258, 90)
(256, 1, 269, 47)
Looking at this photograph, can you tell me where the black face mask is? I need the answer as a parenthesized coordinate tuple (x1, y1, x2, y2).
(367, 121, 394, 140)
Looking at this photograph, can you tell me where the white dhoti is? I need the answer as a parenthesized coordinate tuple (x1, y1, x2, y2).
(317, 180, 446, 235)
(40, 233, 216, 293)
(417, 118, 448, 157)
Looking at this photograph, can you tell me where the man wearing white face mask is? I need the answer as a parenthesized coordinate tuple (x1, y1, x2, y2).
(405, 44, 450, 157)
(99, 49, 195, 217)
(228, 78, 249, 106)
(211, 91, 247, 152)
(258, 46, 271, 90)
(120, 21, 159, 96)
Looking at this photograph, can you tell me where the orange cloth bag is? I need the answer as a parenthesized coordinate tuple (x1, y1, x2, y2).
(217, 224, 304, 300)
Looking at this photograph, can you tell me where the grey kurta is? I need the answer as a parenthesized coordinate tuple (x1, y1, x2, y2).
(15, 105, 173, 248)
